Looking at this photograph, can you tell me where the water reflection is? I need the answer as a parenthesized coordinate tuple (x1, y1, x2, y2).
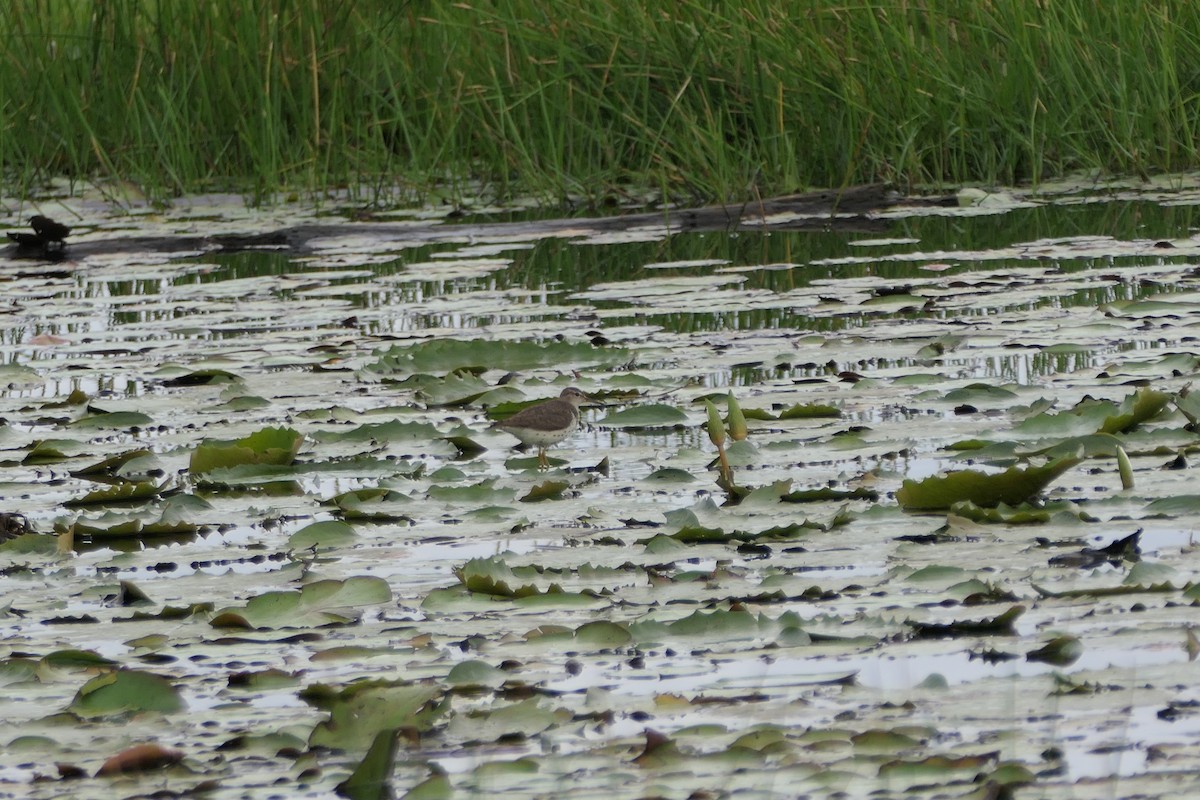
(3, 199, 1198, 388)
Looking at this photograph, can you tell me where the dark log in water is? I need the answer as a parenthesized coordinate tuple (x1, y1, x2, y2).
(4, 184, 955, 260)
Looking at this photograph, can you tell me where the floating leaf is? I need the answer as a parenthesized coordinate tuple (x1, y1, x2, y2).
(306, 682, 444, 752)
(157, 367, 241, 386)
(313, 420, 442, 444)
(778, 403, 841, 419)
(0, 534, 57, 555)
(69, 410, 154, 430)
(23, 438, 85, 464)
(70, 448, 154, 478)
(1145, 495, 1200, 516)
(447, 697, 560, 742)
(327, 488, 414, 522)
(1098, 387, 1172, 434)
(446, 660, 508, 688)
(455, 558, 562, 598)
(519, 480, 569, 502)
(211, 576, 392, 630)
(69, 669, 184, 717)
(41, 649, 119, 672)
(644, 467, 697, 483)
(189, 426, 304, 474)
(289, 520, 358, 549)
(64, 481, 163, 508)
(598, 404, 689, 428)
(908, 606, 1025, 639)
(573, 620, 633, 648)
(897, 458, 1081, 511)
(367, 338, 628, 376)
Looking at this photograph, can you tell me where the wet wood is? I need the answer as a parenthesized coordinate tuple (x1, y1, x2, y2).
(5, 184, 956, 260)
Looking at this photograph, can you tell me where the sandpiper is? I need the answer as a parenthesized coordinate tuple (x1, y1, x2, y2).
(491, 387, 589, 468)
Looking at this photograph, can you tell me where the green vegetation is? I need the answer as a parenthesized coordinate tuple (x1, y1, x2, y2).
(4, 0, 1200, 205)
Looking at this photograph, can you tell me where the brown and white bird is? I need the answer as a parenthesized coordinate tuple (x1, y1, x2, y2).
(491, 387, 589, 468)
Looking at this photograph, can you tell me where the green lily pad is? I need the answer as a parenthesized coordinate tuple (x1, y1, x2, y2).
(366, 338, 628, 375)
(455, 557, 563, 598)
(326, 488, 414, 522)
(69, 410, 154, 429)
(777, 403, 841, 419)
(446, 660, 508, 689)
(23, 438, 85, 464)
(64, 481, 163, 508)
(288, 520, 358, 549)
(210, 576, 392, 629)
(69, 669, 184, 717)
(69, 448, 155, 477)
(597, 404, 688, 428)
(306, 681, 445, 752)
(190, 426, 304, 474)
(897, 458, 1081, 511)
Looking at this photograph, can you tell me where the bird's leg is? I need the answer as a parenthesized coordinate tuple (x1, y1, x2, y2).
(538, 448, 548, 469)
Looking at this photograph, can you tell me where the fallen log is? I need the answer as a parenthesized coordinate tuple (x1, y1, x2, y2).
(4, 184, 955, 260)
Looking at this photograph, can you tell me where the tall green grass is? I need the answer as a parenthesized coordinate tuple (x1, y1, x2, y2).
(3, 1, 1200, 206)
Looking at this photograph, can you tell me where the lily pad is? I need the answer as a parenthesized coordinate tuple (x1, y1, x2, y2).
(190, 426, 304, 474)
(366, 338, 628, 375)
(210, 576, 392, 629)
(897, 458, 1082, 511)
(69, 670, 184, 717)
(597, 404, 688, 428)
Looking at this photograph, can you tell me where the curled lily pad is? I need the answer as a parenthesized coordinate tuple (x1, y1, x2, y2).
(897, 458, 1081, 511)
(69, 448, 155, 478)
(64, 481, 164, 508)
(155, 367, 242, 386)
(455, 557, 563, 598)
(908, 605, 1025, 639)
(305, 681, 445, 752)
(210, 576, 392, 630)
(778, 403, 841, 419)
(69, 410, 154, 429)
(326, 488, 414, 522)
(189, 426, 304, 474)
(1098, 387, 1172, 434)
(23, 439, 86, 464)
(519, 480, 570, 502)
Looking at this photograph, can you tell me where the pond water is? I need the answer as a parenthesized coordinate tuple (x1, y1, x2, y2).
(1, 178, 1199, 798)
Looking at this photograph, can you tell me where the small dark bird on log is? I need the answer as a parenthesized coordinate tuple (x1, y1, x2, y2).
(6, 214, 71, 256)
(29, 215, 71, 249)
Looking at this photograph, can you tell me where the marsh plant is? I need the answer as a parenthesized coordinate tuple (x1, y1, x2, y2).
(4, 1, 1200, 204)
